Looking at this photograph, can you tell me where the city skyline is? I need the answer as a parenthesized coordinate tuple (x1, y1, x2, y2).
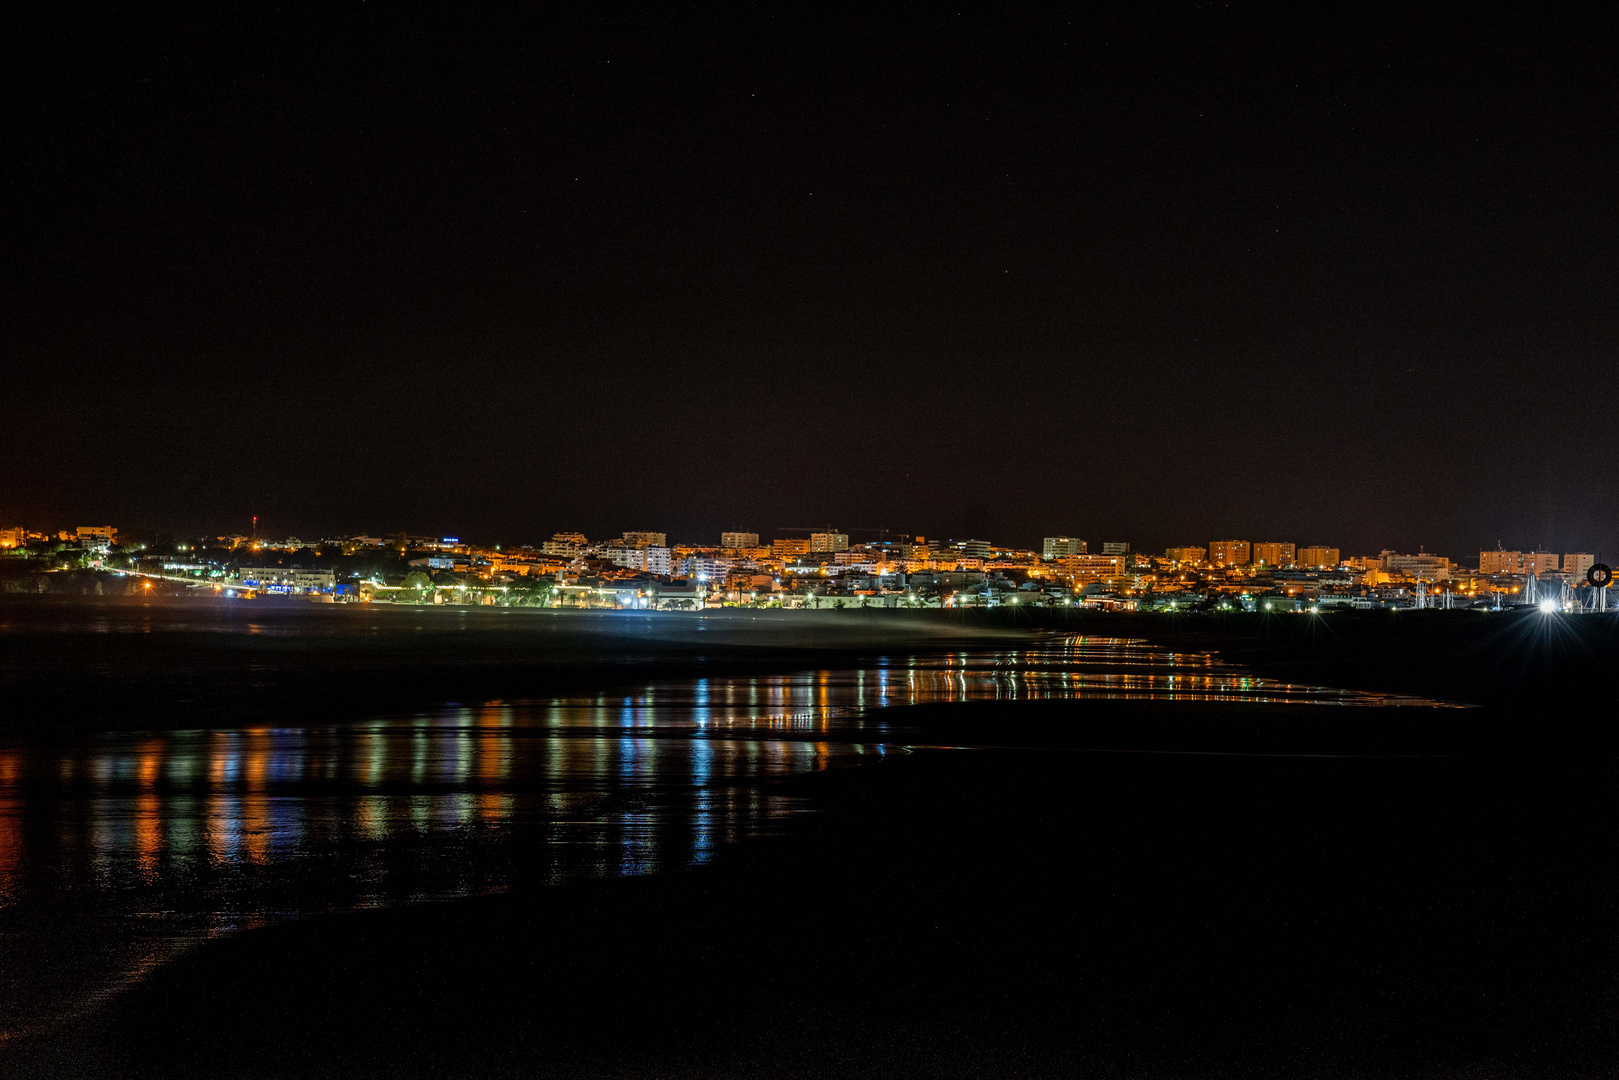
(4, 514, 1614, 568)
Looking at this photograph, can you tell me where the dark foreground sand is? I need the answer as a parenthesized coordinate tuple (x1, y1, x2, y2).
(14, 698, 1612, 1080)
(5, 602, 1615, 1077)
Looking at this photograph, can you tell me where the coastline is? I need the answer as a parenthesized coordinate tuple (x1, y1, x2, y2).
(2, 597, 1614, 1077)
(37, 697, 1614, 1080)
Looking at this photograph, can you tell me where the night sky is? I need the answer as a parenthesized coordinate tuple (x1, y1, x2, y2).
(6, 7, 1617, 556)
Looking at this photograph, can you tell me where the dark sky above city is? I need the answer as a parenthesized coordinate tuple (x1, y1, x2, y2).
(5, 6, 1617, 555)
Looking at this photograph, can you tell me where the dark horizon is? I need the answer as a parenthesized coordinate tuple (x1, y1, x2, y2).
(5, 7, 1617, 558)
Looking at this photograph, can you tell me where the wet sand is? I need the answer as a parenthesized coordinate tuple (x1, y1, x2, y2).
(0, 598, 1034, 733)
(7, 698, 1605, 1080)
(3, 600, 1615, 1077)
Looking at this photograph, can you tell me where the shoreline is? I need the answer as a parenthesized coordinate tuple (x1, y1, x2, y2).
(22, 697, 1611, 1079)
(2, 601, 1614, 1076)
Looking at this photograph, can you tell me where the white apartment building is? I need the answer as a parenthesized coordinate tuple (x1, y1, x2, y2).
(76, 526, 117, 553)
(680, 555, 733, 581)
(237, 568, 336, 591)
(721, 532, 759, 550)
(948, 539, 992, 558)
(1043, 537, 1085, 559)
(607, 545, 672, 575)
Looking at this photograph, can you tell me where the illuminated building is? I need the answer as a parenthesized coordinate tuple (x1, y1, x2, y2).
(1100, 541, 1130, 556)
(1209, 540, 1250, 568)
(945, 539, 992, 559)
(809, 531, 849, 552)
(1522, 551, 1560, 574)
(238, 567, 336, 591)
(1564, 552, 1595, 577)
(1479, 549, 1558, 575)
(541, 534, 586, 556)
(621, 531, 667, 548)
(680, 555, 733, 581)
(1251, 542, 1295, 567)
(773, 537, 811, 558)
(1164, 546, 1205, 564)
(76, 526, 117, 553)
(1295, 546, 1339, 569)
(1058, 553, 1126, 583)
(1380, 550, 1451, 581)
(606, 545, 672, 574)
(1043, 537, 1084, 559)
(0, 528, 24, 549)
(721, 532, 759, 549)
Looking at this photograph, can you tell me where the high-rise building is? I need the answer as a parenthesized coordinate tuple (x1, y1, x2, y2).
(1101, 541, 1130, 556)
(1043, 537, 1085, 559)
(809, 531, 849, 552)
(1297, 546, 1340, 569)
(608, 545, 672, 575)
(773, 537, 811, 558)
(1522, 551, 1560, 574)
(0, 528, 25, 549)
(1209, 540, 1250, 568)
(1565, 552, 1596, 577)
(1479, 549, 1520, 574)
(1251, 542, 1295, 567)
(1165, 546, 1206, 564)
(622, 531, 667, 548)
(721, 532, 759, 550)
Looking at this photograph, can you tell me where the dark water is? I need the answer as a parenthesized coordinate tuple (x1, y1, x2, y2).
(0, 604, 1451, 1046)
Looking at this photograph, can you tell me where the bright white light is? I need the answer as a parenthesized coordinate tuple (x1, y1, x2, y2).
(1539, 600, 1558, 614)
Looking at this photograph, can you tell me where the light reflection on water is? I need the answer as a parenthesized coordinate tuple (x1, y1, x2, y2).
(0, 634, 1440, 1040)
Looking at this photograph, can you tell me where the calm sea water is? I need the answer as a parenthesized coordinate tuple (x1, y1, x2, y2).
(0, 608, 1443, 1044)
